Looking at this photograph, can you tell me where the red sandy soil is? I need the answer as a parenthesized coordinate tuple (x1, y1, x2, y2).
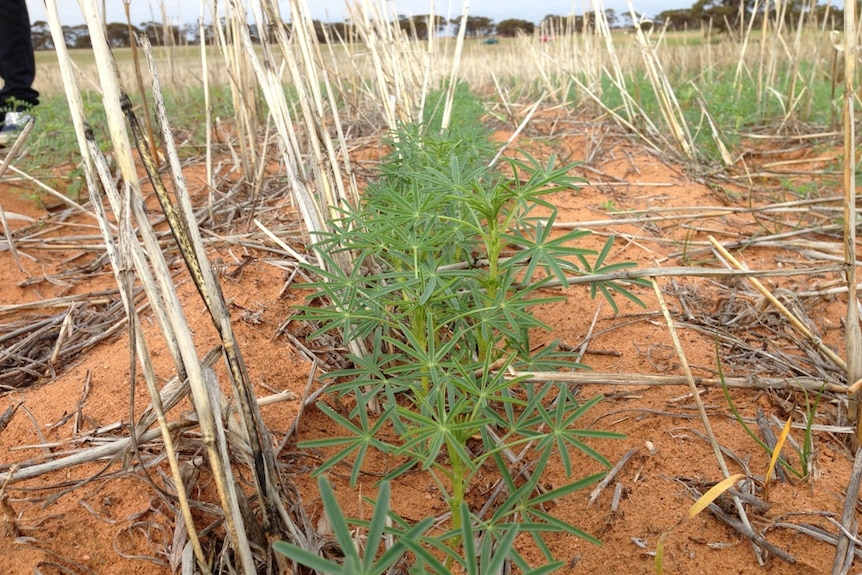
(0, 119, 857, 575)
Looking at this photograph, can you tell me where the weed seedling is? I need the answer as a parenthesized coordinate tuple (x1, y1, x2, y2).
(718, 352, 818, 480)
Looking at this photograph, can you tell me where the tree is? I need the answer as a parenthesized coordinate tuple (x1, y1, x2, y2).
(310, 20, 328, 43)
(181, 22, 200, 45)
(31, 21, 53, 50)
(691, 0, 756, 32)
(140, 21, 182, 45)
(199, 22, 218, 45)
(450, 15, 494, 36)
(541, 14, 569, 34)
(328, 21, 357, 43)
(398, 14, 447, 40)
(656, 8, 700, 30)
(575, 13, 597, 31)
(542, 13, 598, 34)
(759, 0, 815, 27)
(496, 18, 535, 37)
(621, 10, 648, 29)
(63, 24, 90, 48)
(105, 22, 137, 47)
(812, 4, 842, 28)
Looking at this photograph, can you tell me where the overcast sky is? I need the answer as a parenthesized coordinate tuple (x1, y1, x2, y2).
(25, 0, 689, 27)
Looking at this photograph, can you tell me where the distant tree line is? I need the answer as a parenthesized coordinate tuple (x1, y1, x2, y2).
(656, 0, 844, 31)
(27, 14, 594, 50)
(30, 20, 215, 49)
(30, 2, 844, 51)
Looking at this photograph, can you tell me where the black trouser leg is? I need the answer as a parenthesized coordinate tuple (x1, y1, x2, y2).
(0, 0, 39, 111)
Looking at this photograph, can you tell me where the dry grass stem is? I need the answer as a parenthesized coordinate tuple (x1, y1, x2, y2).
(831, 447, 862, 574)
(137, 31, 316, 554)
(49, 2, 264, 570)
(685, 482, 795, 564)
(0, 116, 37, 271)
(489, 92, 546, 168)
(588, 447, 639, 506)
(841, 0, 862, 442)
(507, 370, 848, 393)
(651, 277, 764, 563)
(709, 235, 848, 373)
(0, 421, 194, 485)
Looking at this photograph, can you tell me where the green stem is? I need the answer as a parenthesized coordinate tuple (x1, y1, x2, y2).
(478, 221, 503, 363)
(412, 305, 430, 397)
(445, 440, 466, 571)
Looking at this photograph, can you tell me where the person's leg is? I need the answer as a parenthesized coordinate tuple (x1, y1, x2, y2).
(0, 0, 40, 111)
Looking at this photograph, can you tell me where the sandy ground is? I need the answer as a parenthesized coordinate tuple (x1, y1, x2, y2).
(0, 117, 858, 574)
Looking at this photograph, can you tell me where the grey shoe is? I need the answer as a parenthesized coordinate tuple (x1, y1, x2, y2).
(0, 111, 34, 146)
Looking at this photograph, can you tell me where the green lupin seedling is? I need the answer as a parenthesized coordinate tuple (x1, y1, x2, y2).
(294, 86, 640, 571)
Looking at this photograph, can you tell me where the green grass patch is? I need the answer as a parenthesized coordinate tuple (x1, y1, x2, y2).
(573, 62, 842, 163)
(16, 85, 235, 198)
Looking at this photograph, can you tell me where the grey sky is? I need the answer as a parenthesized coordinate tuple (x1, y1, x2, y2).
(26, 0, 688, 28)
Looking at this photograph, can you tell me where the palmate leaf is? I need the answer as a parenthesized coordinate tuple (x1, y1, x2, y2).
(383, 213, 453, 270)
(593, 273, 648, 313)
(388, 265, 465, 315)
(295, 249, 405, 340)
(298, 397, 396, 487)
(512, 338, 586, 372)
(532, 389, 623, 475)
(274, 478, 436, 575)
(488, 448, 608, 563)
(479, 377, 557, 440)
(415, 154, 489, 195)
(503, 212, 592, 287)
(395, 398, 491, 472)
(574, 235, 648, 313)
(448, 353, 525, 416)
(413, 504, 566, 575)
(323, 329, 403, 408)
(455, 503, 567, 575)
(502, 152, 586, 214)
(366, 174, 451, 222)
(459, 178, 514, 227)
(465, 273, 558, 352)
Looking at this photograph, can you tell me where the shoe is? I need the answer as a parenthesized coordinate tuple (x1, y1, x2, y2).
(0, 111, 34, 146)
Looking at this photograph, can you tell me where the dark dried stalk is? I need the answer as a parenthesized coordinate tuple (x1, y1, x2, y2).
(44, 2, 212, 570)
(46, 1, 257, 572)
(132, 33, 314, 550)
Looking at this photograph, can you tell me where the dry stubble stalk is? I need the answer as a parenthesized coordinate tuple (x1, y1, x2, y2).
(43, 2, 214, 572)
(135, 33, 313, 550)
(840, 0, 862, 445)
(626, 0, 694, 159)
(62, 1, 259, 572)
(0, 117, 35, 270)
(150, 39, 313, 552)
(708, 236, 849, 373)
(82, 130, 211, 575)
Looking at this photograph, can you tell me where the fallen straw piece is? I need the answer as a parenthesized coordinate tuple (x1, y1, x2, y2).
(708, 235, 848, 375)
